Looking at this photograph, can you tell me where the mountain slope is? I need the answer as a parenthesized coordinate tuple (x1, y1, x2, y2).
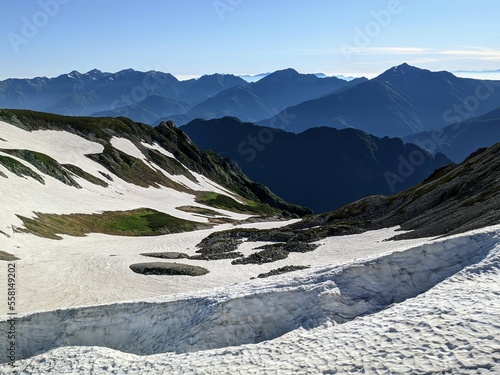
(176, 73, 248, 104)
(403, 106, 500, 163)
(181, 117, 451, 213)
(0, 109, 311, 221)
(198, 141, 500, 257)
(294, 142, 500, 239)
(262, 63, 500, 137)
(91, 95, 192, 124)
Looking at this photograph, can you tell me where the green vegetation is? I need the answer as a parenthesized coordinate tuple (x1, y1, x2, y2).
(62, 164, 109, 187)
(87, 144, 191, 191)
(146, 148, 196, 181)
(17, 208, 211, 240)
(176, 206, 223, 217)
(0, 109, 144, 141)
(0, 154, 45, 183)
(0, 149, 80, 188)
(0, 251, 19, 261)
(196, 192, 275, 216)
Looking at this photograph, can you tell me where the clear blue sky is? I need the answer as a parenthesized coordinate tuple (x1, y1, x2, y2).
(1, 0, 499, 80)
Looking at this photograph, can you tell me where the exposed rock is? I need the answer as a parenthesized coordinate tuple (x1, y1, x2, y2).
(256, 265, 310, 278)
(129, 262, 209, 276)
(140, 252, 189, 259)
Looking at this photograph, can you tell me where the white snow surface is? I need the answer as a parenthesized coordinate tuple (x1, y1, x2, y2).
(1, 226, 499, 373)
(1, 121, 499, 373)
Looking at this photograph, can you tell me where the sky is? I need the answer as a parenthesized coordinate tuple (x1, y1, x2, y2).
(1, 0, 499, 80)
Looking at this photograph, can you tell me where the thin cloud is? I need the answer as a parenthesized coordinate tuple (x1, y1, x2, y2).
(342, 46, 500, 63)
(438, 47, 500, 61)
(353, 47, 433, 55)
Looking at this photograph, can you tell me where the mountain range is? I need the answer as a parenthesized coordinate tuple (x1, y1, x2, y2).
(0, 68, 362, 126)
(2, 63, 499, 213)
(164, 69, 366, 125)
(403, 106, 500, 163)
(181, 117, 451, 213)
(260, 63, 500, 138)
(3, 64, 499, 142)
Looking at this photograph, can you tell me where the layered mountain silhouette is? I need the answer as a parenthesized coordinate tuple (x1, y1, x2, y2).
(403, 106, 500, 163)
(261, 63, 500, 137)
(181, 117, 451, 213)
(92, 95, 192, 125)
(0, 68, 362, 126)
(0, 70, 248, 122)
(163, 69, 366, 124)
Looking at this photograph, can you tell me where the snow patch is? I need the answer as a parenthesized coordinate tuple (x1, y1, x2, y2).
(141, 141, 176, 160)
(110, 137, 149, 163)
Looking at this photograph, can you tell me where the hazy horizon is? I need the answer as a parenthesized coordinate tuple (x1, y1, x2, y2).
(1, 1, 499, 81)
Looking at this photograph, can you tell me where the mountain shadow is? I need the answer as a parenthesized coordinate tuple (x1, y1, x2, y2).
(181, 117, 452, 213)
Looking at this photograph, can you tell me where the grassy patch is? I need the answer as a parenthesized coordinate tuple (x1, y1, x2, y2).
(146, 149, 197, 182)
(0, 251, 19, 261)
(1, 149, 80, 188)
(62, 164, 109, 187)
(0, 109, 142, 141)
(196, 192, 275, 216)
(87, 144, 191, 191)
(17, 208, 211, 240)
(0, 154, 45, 183)
(176, 206, 222, 217)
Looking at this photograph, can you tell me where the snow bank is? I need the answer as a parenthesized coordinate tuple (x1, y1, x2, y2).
(1, 228, 497, 364)
(110, 137, 150, 164)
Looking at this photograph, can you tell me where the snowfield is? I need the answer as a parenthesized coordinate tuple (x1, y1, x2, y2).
(0, 121, 499, 373)
(0, 225, 499, 373)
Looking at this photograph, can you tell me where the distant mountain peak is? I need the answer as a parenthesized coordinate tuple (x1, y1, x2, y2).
(258, 68, 309, 85)
(272, 68, 301, 76)
(86, 68, 103, 75)
(390, 63, 422, 75)
(374, 63, 429, 82)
